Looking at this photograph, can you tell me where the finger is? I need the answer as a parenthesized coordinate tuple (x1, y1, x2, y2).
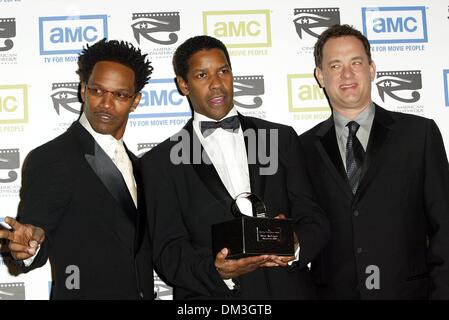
(9, 241, 35, 255)
(4, 216, 20, 229)
(0, 229, 13, 241)
(13, 251, 34, 261)
(214, 248, 228, 270)
(274, 213, 286, 219)
(31, 227, 45, 245)
(260, 261, 280, 267)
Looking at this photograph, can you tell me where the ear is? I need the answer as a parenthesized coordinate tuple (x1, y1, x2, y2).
(130, 92, 142, 113)
(369, 61, 376, 81)
(315, 67, 324, 88)
(176, 76, 189, 96)
(80, 82, 86, 103)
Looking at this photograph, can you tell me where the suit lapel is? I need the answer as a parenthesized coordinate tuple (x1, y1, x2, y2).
(315, 117, 354, 200)
(356, 104, 394, 198)
(185, 120, 232, 201)
(72, 122, 137, 225)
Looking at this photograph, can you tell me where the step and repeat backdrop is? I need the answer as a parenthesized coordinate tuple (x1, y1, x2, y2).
(1, 0, 448, 300)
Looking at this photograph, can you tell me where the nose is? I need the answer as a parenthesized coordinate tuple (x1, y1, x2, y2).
(209, 75, 223, 90)
(100, 91, 114, 108)
(341, 65, 354, 79)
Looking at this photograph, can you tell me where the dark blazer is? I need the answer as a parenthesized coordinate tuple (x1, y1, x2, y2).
(141, 114, 329, 299)
(298, 104, 449, 299)
(17, 121, 153, 300)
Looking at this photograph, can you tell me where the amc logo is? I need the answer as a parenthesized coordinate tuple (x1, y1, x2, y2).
(39, 15, 108, 55)
(203, 10, 271, 48)
(362, 6, 428, 44)
(288, 74, 329, 112)
(0, 85, 28, 124)
(129, 78, 191, 119)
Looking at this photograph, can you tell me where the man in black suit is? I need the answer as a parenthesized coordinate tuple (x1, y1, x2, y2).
(0, 39, 154, 299)
(141, 35, 329, 299)
(299, 24, 449, 299)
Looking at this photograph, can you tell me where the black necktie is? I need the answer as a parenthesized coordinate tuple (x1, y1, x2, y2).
(200, 115, 240, 138)
(346, 121, 365, 194)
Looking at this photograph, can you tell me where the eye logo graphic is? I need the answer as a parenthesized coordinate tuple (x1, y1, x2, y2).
(0, 18, 15, 51)
(0, 149, 19, 183)
(137, 142, 159, 157)
(376, 70, 422, 103)
(233, 75, 264, 109)
(0, 282, 25, 300)
(51, 82, 81, 115)
(293, 8, 340, 39)
(131, 12, 180, 45)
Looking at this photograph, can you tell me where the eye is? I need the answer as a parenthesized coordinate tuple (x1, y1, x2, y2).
(196, 72, 207, 79)
(219, 67, 230, 75)
(115, 91, 131, 100)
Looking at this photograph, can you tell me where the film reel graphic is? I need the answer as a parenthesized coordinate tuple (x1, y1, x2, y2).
(131, 12, 180, 45)
(376, 70, 422, 103)
(0, 149, 19, 183)
(0, 18, 15, 52)
(51, 82, 81, 115)
(233, 75, 265, 109)
(293, 8, 340, 39)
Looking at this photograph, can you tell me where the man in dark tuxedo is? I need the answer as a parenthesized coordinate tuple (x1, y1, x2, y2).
(0, 39, 154, 299)
(299, 24, 449, 299)
(141, 35, 329, 299)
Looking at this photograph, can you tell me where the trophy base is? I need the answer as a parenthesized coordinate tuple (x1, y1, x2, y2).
(212, 216, 295, 259)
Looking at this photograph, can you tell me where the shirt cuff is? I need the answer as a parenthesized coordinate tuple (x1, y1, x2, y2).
(22, 246, 40, 267)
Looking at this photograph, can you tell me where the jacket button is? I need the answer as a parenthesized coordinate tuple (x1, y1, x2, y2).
(356, 247, 363, 254)
(353, 210, 359, 217)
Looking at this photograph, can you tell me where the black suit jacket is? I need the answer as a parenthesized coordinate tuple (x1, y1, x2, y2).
(141, 114, 329, 299)
(298, 104, 449, 299)
(17, 122, 153, 299)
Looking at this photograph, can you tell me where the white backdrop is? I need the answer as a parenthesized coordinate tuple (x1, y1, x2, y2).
(1, 0, 448, 300)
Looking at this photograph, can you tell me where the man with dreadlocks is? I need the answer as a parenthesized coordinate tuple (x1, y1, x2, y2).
(0, 39, 154, 299)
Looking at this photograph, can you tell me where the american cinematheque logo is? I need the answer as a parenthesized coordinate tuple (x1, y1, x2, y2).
(293, 8, 340, 39)
(131, 12, 180, 45)
(376, 70, 422, 103)
(0, 148, 19, 183)
(233, 75, 264, 109)
(0, 17, 17, 64)
(0, 282, 25, 300)
(444, 70, 449, 107)
(51, 82, 81, 115)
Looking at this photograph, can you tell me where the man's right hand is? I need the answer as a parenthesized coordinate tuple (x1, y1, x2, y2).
(0, 216, 45, 260)
(214, 248, 291, 279)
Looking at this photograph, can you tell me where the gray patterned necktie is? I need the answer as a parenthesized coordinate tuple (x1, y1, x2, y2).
(346, 121, 365, 194)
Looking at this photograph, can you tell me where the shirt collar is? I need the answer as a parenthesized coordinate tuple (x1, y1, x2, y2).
(333, 102, 375, 141)
(79, 112, 123, 159)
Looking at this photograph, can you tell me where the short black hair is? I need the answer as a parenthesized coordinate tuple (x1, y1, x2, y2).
(314, 24, 372, 68)
(77, 39, 153, 92)
(172, 35, 231, 81)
